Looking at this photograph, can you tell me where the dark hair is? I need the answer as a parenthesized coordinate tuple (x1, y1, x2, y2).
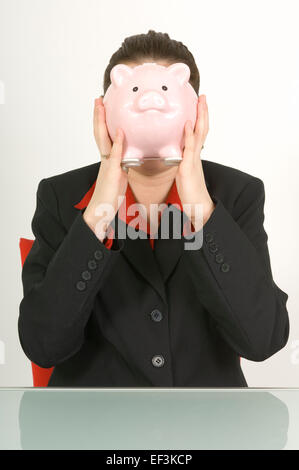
(102, 30, 200, 95)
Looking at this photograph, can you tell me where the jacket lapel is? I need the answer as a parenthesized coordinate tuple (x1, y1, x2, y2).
(153, 204, 185, 284)
(73, 180, 168, 304)
(115, 217, 168, 304)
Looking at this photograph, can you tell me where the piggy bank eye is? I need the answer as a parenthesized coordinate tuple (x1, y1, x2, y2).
(132, 86, 138, 92)
(162, 85, 168, 91)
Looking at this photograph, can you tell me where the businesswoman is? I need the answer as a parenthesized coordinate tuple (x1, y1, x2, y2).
(18, 30, 289, 387)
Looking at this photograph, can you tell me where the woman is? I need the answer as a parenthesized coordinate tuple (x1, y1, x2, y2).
(18, 30, 289, 387)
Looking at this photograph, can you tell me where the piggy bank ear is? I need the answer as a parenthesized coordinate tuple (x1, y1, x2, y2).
(110, 64, 133, 88)
(167, 63, 190, 86)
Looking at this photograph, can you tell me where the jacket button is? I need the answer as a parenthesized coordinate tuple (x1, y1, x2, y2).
(152, 355, 165, 368)
(76, 280, 86, 291)
(221, 262, 230, 272)
(209, 242, 218, 253)
(205, 233, 213, 243)
(150, 309, 163, 322)
(88, 259, 97, 270)
(94, 250, 103, 260)
(81, 270, 91, 281)
(215, 253, 224, 263)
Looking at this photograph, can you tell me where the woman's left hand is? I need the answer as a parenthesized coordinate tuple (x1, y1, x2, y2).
(176, 94, 216, 231)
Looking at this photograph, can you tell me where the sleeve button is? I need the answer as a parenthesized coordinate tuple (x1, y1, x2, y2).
(215, 253, 224, 263)
(76, 280, 86, 291)
(88, 259, 97, 270)
(208, 242, 218, 253)
(81, 270, 91, 280)
(221, 263, 230, 272)
(94, 250, 103, 260)
(205, 233, 214, 243)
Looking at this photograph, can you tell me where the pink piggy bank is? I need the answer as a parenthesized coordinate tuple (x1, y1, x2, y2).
(102, 62, 198, 167)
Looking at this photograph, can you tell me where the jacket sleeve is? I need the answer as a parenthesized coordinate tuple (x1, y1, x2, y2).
(183, 177, 290, 361)
(18, 178, 123, 368)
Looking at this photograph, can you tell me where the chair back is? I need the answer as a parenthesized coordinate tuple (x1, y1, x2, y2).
(19, 237, 54, 386)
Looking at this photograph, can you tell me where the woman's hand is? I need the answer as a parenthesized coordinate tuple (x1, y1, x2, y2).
(175, 94, 215, 231)
(83, 96, 128, 241)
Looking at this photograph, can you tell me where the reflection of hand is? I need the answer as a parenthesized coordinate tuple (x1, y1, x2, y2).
(83, 97, 128, 241)
(176, 94, 215, 231)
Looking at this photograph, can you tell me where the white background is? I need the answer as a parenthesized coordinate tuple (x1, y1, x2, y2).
(0, 0, 298, 386)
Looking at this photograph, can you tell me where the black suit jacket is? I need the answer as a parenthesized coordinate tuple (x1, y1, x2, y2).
(18, 159, 289, 387)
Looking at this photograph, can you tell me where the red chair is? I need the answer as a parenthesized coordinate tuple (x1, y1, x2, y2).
(19, 237, 54, 387)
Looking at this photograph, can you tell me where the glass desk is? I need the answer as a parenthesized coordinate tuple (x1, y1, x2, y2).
(0, 388, 298, 450)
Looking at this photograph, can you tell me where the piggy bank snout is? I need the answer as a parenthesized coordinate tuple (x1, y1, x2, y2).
(136, 90, 167, 112)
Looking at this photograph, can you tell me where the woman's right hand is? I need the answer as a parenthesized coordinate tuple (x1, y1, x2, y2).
(83, 96, 128, 241)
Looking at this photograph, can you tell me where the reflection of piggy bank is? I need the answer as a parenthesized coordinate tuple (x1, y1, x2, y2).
(102, 62, 198, 167)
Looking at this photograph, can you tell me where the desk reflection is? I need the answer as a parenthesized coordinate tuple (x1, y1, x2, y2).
(18, 390, 289, 450)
